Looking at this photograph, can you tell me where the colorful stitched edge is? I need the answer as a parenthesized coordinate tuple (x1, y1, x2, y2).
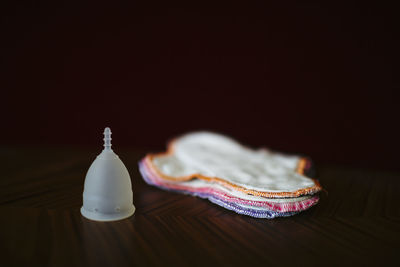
(144, 152, 322, 198)
(139, 159, 319, 213)
(139, 161, 304, 218)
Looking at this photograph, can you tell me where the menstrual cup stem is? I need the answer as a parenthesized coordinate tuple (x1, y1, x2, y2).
(103, 127, 112, 151)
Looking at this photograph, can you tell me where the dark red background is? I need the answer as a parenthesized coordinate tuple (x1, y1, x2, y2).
(2, 1, 399, 170)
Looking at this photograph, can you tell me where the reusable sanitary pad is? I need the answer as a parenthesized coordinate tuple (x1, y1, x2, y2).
(139, 132, 322, 218)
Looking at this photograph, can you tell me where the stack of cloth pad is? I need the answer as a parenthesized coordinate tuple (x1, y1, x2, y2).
(139, 132, 322, 218)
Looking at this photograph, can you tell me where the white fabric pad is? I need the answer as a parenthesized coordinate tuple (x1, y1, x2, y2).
(152, 132, 318, 193)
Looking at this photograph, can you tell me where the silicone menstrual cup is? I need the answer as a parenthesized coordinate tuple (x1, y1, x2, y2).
(81, 127, 135, 221)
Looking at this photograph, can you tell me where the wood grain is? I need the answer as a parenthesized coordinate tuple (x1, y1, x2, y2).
(0, 147, 399, 266)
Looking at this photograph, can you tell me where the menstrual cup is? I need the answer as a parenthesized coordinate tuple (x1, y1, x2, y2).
(81, 127, 135, 221)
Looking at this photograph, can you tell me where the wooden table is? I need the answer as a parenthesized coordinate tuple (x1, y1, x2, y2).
(1, 148, 399, 266)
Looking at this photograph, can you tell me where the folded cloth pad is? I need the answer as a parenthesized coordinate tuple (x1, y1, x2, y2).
(139, 160, 319, 218)
(139, 132, 322, 218)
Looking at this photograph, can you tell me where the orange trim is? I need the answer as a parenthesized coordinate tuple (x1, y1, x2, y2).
(145, 138, 322, 198)
(296, 157, 307, 175)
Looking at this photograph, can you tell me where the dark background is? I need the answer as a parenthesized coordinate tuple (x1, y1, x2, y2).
(1, 1, 399, 170)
